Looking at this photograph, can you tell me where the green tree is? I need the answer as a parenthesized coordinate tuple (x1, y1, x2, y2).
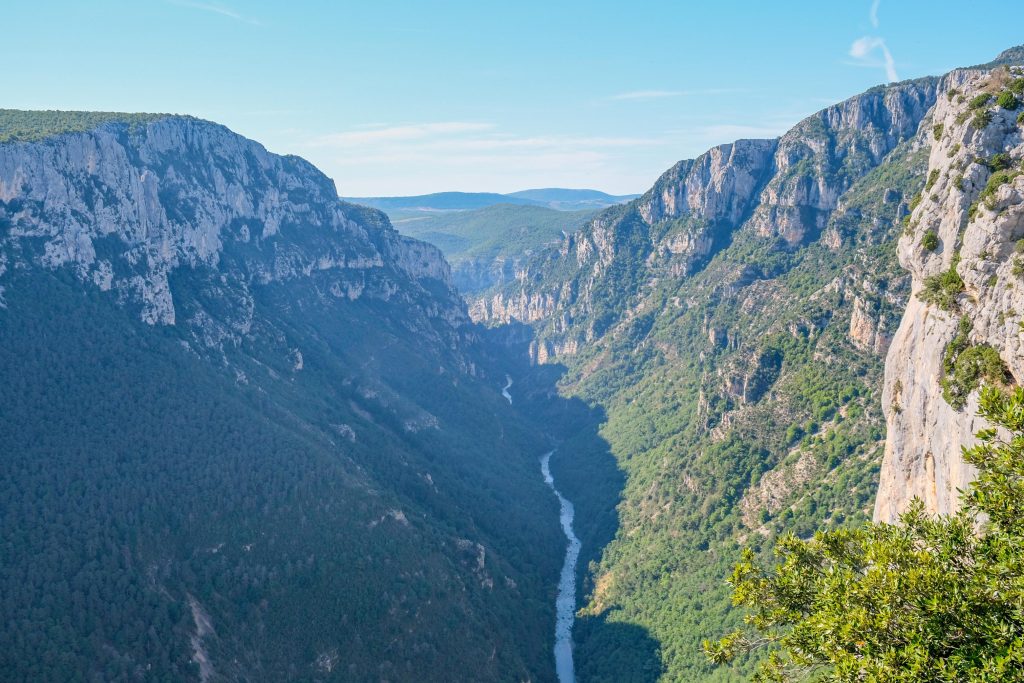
(706, 384, 1024, 682)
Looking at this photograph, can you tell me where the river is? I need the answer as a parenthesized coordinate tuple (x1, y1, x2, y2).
(501, 376, 580, 682)
(540, 450, 581, 683)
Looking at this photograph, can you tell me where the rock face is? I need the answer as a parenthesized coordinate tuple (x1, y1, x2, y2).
(875, 64, 1024, 521)
(474, 79, 940, 356)
(0, 115, 464, 344)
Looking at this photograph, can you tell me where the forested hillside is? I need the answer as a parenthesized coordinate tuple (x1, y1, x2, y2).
(481, 48, 1024, 681)
(0, 113, 565, 682)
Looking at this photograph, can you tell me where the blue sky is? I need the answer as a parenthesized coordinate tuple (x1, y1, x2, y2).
(4, 1, 1023, 195)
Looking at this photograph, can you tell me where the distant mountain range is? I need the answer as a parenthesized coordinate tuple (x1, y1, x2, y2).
(344, 188, 638, 215)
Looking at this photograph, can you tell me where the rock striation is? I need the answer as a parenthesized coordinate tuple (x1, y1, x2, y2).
(473, 77, 940, 363)
(875, 63, 1024, 521)
(0, 115, 464, 350)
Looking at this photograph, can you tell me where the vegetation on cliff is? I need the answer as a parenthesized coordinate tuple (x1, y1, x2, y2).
(707, 385, 1024, 682)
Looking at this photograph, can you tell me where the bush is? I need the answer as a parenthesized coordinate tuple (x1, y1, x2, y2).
(1013, 256, 1024, 277)
(969, 92, 993, 109)
(988, 152, 1013, 171)
(918, 257, 964, 311)
(932, 123, 944, 140)
(925, 169, 940, 191)
(972, 109, 993, 129)
(940, 317, 1009, 409)
(997, 91, 1021, 110)
(921, 230, 940, 251)
(979, 166, 1023, 210)
(1012, 78, 1024, 96)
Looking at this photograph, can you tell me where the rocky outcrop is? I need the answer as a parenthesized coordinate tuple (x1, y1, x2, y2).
(875, 65, 1024, 521)
(749, 79, 937, 246)
(849, 295, 893, 355)
(0, 115, 465, 353)
(477, 77, 939, 365)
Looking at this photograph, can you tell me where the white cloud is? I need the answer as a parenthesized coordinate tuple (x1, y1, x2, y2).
(849, 36, 899, 82)
(312, 122, 496, 146)
(296, 121, 670, 195)
(870, 0, 881, 28)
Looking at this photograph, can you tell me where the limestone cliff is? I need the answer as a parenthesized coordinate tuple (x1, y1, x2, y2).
(0, 115, 464, 352)
(875, 64, 1024, 521)
(473, 78, 939, 365)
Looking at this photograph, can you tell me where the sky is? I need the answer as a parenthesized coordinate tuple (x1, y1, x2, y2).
(3, 1, 1024, 196)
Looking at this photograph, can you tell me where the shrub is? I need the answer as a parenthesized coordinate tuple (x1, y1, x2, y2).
(925, 169, 940, 191)
(969, 92, 993, 110)
(972, 109, 993, 129)
(979, 167, 1023, 210)
(932, 123, 944, 140)
(942, 338, 1009, 410)
(988, 152, 1013, 171)
(953, 173, 965, 191)
(1013, 256, 1024, 277)
(1018, 110, 1024, 125)
(1011, 78, 1024, 96)
(908, 192, 923, 211)
(968, 200, 981, 221)
(997, 91, 1021, 110)
(918, 256, 964, 311)
(948, 142, 962, 158)
(921, 230, 940, 251)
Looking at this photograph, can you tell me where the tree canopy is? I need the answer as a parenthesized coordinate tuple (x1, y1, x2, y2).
(707, 385, 1024, 682)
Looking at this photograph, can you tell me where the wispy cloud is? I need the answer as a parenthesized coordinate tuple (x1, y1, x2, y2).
(299, 121, 668, 194)
(848, 0, 897, 82)
(313, 122, 496, 146)
(167, 0, 261, 25)
(849, 36, 898, 82)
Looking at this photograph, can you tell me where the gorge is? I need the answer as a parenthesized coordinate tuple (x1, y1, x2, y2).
(2, 41, 1024, 683)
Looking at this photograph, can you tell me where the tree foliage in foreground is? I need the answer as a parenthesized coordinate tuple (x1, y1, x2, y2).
(706, 385, 1024, 682)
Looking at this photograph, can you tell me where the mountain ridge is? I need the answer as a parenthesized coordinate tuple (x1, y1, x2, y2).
(474, 45, 1024, 680)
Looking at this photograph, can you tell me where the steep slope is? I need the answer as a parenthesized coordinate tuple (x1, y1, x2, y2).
(0, 112, 564, 681)
(393, 203, 596, 293)
(876, 64, 1024, 521)
(478, 54, 1023, 681)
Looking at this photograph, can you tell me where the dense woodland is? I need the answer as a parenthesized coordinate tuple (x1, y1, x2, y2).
(0, 267, 570, 681)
